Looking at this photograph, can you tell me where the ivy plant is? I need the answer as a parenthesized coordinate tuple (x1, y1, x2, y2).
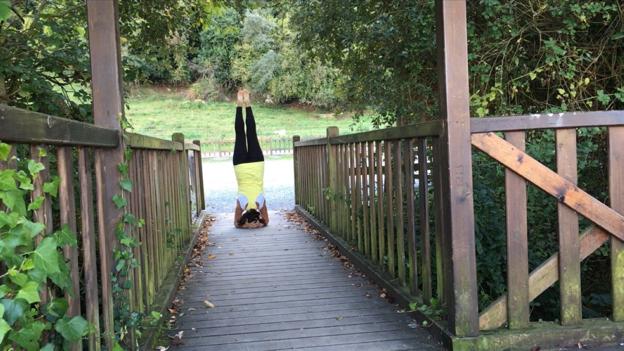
(0, 143, 89, 350)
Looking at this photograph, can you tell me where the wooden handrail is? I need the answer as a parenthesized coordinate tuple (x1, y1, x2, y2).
(126, 133, 183, 150)
(184, 143, 200, 151)
(294, 120, 444, 147)
(0, 104, 119, 147)
(470, 110, 624, 133)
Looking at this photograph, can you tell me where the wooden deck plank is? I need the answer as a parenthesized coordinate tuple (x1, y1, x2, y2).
(172, 213, 441, 350)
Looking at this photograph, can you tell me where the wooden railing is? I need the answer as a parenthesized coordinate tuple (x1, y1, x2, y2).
(294, 121, 444, 306)
(293, 111, 624, 349)
(0, 104, 205, 349)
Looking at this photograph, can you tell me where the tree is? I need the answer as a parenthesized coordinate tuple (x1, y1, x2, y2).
(290, 0, 624, 126)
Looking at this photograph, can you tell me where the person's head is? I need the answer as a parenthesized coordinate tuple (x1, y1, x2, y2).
(238, 208, 265, 227)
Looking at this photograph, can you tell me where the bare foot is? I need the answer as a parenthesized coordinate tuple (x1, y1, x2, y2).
(236, 89, 244, 106)
(242, 89, 251, 107)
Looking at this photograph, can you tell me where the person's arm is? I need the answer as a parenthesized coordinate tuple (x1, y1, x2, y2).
(234, 200, 243, 228)
(260, 201, 269, 226)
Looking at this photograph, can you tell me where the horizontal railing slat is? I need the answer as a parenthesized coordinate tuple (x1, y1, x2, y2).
(0, 104, 119, 147)
(471, 110, 624, 133)
(185, 143, 200, 151)
(296, 112, 624, 148)
(126, 133, 183, 150)
(295, 120, 444, 147)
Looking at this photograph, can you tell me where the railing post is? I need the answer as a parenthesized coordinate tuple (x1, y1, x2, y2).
(435, 0, 479, 337)
(193, 140, 206, 213)
(326, 127, 339, 232)
(293, 135, 301, 206)
(86, 0, 124, 347)
(173, 134, 192, 239)
(609, 126, 624, 321)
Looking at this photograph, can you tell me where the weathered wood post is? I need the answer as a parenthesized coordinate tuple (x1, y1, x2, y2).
(327, 127, 339, 232)
(86, 0, 125, 347)
(609, 126, 624, 321)
(193, 140, 206, 212)
(173, 133, 192, 240)
(293, 135, 301, 206)
(435, 0, 479, 337)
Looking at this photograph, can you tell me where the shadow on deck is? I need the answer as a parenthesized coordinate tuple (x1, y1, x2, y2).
(170, 212, 442, 350)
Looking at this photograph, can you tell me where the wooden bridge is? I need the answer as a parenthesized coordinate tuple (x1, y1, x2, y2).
(3, 0, 624, 350)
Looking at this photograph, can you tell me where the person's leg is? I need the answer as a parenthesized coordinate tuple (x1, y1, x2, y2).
(245, 106, 264, 162)
(233, 107, 248, 165)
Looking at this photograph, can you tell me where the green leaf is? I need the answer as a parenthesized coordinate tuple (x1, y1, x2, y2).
(0, 143, 11, 161)
(15, 170, 33, 190)
(597, 89, 611, 106)
(40, 343, 55, 351)
(112, 194, 127, 209)
(9, 320, 47, 351)
(45, 298, 68, 321)
(54, 226, 77, 246)
(34, 237, 60, 275)
(117, 163, 129, 176)
(9, 270, 29, 287)
(113, 342, 125, 351)
(0, 317, 10, 344)
(21, 258, 35, 271)
(0, 170, 17, 191)
(21, 220, 45, 239)
(27, 160, 45, 176)
(43, 177, 60, 198)
(28, 196, 45, 211)
(119, 178, 133, 192)
(612, 31, 624, 40)
(1, 298, 28, 325)
(123, 213, 138, 225)
(16, 281, 40, 304)
(0, 285, 9, 299)
(0, 212, 20, 229)
(0, 0, 11, 21)
(0, 189, 26, 215)
(54, 316, 89, 342)
(48, 257, 71, 290)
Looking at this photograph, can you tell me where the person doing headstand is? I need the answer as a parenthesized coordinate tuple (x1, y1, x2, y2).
(233, 89, 269, 228)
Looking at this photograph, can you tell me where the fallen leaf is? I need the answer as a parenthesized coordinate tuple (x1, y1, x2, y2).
(169, 331, 184, 346)
(203, 300, 215, 308)
(208, 254, 217, 260)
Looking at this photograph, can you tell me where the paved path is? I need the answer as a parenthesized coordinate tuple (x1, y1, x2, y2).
(171, 212, 442, 351)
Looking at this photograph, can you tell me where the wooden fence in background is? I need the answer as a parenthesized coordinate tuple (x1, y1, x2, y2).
(202, 136, 294, 158)
(293, 110, 624, 349)
(0, 104, 205, 349)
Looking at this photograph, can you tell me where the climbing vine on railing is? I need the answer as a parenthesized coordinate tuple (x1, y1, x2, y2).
(0, 143, 89, 350)
(112, 134, 160, 349)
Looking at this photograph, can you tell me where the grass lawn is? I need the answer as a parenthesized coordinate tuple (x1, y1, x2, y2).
(125, 87, 373, 145)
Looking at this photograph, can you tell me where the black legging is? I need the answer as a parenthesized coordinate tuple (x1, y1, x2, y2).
(233, 106, 264, 166)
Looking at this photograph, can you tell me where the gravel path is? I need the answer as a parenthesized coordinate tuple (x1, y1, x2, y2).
(202, 157, 294, 213)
